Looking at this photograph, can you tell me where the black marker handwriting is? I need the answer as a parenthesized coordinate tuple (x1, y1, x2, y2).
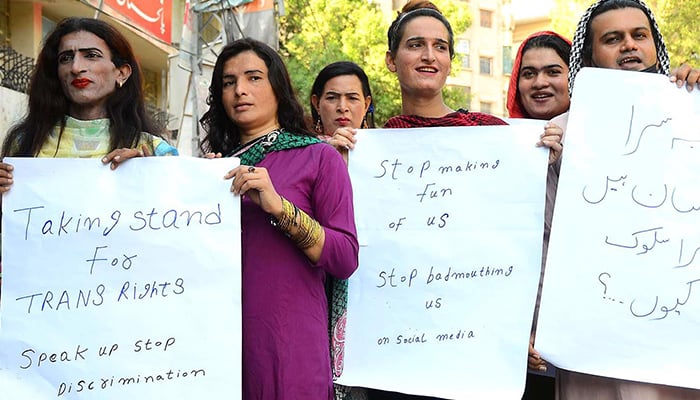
(631, 184, 667, 208)
(671, 137, 700, 150)
(605, 226, 668, 255)
(675, 239, 700, 269)
(671, 187, 700, 214)
(582, 175, 627, 204)
(650, 279, 700, 320)
(623, 105, 673, 155)
(630, 295, 658, 318)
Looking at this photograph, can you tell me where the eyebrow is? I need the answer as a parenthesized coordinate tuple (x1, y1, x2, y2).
(600, 26, 650, 37)
(324, 90, 361, 96)
(58, 47, 103, 56)
(405, 36, 449, 45)
(222, 69, 265, 79)
(521, 63, 564, 71)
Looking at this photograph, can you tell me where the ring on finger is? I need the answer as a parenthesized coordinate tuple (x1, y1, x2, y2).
(248, 166, 256, 173)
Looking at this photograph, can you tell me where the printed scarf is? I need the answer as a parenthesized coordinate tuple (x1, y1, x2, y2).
(229, 128, 320, 165)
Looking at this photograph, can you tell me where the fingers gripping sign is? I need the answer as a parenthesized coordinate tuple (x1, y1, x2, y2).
(101, 144, 152, 170)
(224, 165, 284, 216)
(0, 161, 15, 193)
(536, 122, 564, 165)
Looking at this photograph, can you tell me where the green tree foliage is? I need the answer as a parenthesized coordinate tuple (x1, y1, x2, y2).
(280, 0, 471, 126)
(549, 0, 590, 40)
(656, 0, 700, 66)
(550, 0, 699, 68)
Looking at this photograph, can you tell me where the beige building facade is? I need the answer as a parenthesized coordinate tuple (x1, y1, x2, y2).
(448, 0, 511, 116)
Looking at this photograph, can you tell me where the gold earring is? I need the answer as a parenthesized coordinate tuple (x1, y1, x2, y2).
(314, 117, 323, 134)
(117, 80, 123, 88)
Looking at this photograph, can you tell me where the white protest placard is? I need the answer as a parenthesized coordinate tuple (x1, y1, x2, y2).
(339, 126, 549, 399)
(0, 157, 241, 399)
(537, 68, 700, 389)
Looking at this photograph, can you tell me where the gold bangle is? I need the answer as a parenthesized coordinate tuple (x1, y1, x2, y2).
(270, 196, 296, 233)
(271, 197, 322, 249)
(290, 207, 323, 249)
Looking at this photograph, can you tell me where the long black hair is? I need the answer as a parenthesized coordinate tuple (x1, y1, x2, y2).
(310, 61, 375, 130)
(2, 17, 159, 157)
(199, 38, 312, 155)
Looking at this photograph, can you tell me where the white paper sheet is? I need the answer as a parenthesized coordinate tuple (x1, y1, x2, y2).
(339, 125, 549, 399)
(537, 68, 700, 389)
(0, 157, 242, 399)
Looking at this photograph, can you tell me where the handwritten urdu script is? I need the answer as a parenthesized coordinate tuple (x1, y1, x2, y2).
(537, 67, 700, 390)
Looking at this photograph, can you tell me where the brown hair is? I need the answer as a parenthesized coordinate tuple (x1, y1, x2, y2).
(387, 0, 455, 59)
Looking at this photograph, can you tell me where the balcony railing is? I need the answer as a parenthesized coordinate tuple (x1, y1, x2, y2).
(0, 45, 33, 93)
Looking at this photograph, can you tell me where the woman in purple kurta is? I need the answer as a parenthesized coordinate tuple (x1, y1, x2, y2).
(199, 38, 359, 399)
(241, 144, 357, 398)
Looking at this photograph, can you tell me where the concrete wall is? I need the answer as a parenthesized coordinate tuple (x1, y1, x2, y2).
(9, 2, 42, 59)
(0, 86, 28, 148)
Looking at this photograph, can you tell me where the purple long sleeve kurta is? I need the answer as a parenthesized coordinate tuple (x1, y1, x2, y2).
(240, 142, 359, 400)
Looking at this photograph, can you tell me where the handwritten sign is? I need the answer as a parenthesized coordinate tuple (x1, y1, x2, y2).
(537, 68, 700, 389)
(338, 126, 548, 399)
(0, 157, 241, 399)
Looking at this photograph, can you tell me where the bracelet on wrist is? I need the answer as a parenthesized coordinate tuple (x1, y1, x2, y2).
(270, 196, 322, 249)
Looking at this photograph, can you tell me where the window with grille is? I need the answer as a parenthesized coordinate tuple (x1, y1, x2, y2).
(479, 56, 492, 75)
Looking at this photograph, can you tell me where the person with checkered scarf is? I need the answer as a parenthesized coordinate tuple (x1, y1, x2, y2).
(568, 0, 699, 97)
(556, 1, 700, 399)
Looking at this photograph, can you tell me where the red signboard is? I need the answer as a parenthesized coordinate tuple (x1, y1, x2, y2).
(243, 0, 275, 12)
(105, 0, 173, 43)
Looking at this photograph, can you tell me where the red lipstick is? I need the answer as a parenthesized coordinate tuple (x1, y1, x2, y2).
(71, 78, 91, 89)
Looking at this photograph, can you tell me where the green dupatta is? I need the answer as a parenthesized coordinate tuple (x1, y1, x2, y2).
(229, 128, 320, 165)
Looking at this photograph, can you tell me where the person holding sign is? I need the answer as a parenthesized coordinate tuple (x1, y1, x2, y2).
(310, 61, 373, 400)
(382, 1, 507, 130)
(0, 17, 177, 297)
(0, 17, 177, 165)
(198, 38, 359, 399)
(508, 31, 572, 122)
(382, 1, 563, 161)
(554, 0, 700, 398)
(311, 61, 374, 164)
(365, 2, 561, 400)
(507, 30, 572, 397)
(567, 0, 699, 96)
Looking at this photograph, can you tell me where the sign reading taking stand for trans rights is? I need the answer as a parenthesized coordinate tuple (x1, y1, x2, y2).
(0, 157, 242, 399)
